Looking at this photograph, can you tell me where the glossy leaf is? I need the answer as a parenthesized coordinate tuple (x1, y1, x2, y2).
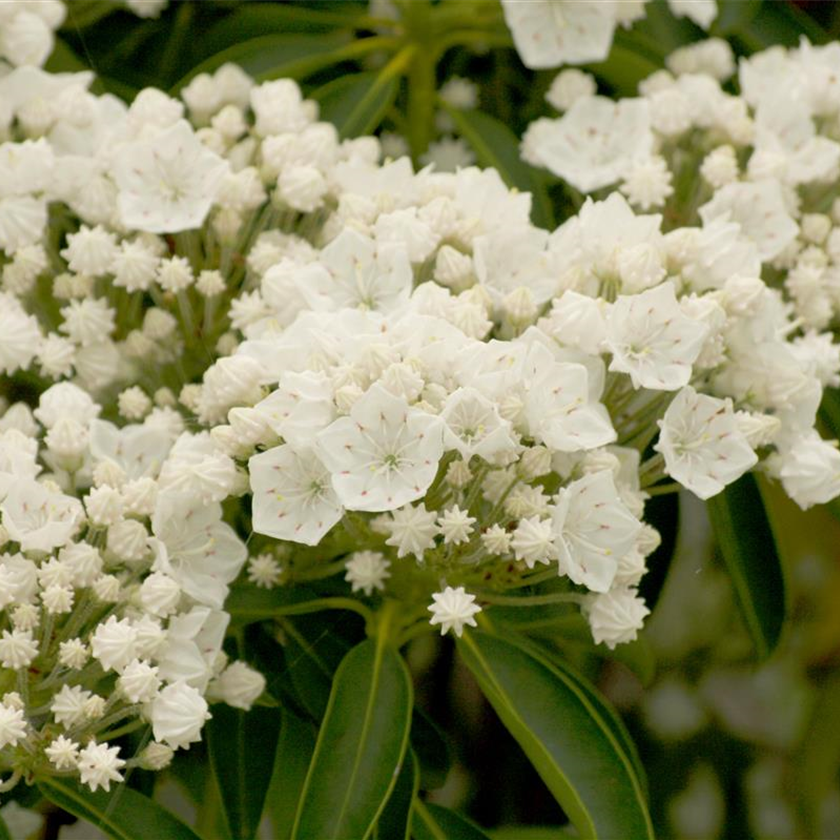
(517, 635, 648, 796)
(291, 638, 413, 840)
(171, 33, 350, 93)
(374, 751, 418, 840)
(311, 70, 400, 139)
(457, 630, 653, 840)
(440, 104, 554, 230)
(266, 711, 318, 840)
(207, 704, 282, 840)
(38, 779, 201, 840)
(706, 473, 786, 660)
(413, 802, 492, 840)
(200, 3, 373, 52)
(283, 614, 357, 720)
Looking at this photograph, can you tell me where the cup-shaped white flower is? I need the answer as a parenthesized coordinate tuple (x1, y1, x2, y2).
(316, 384, 445, 512)
(440, 387, 518, 462)
(112, 119, 228, 233)
(522, 97, 653, 192)
(551, 470, 642, 593)
(523, 344, 616, 452)
(254, 370, 336, 448)
(1, 478, 83, 553)
(156, 607, 229, 691)
(249, 443, 343, 546)
(295, 228, 413, 313)
(655, 386, 758, 499)
(77, 742, 125, 793)
(773, 431, 840, 509)
(606, 281, 709, 391)
(501, 0, 618, 69)
(151, 501, 247, 609)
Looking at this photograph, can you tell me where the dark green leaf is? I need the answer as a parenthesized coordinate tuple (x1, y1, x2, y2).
(706, 473, 786, 660)
(38, 779, 202, 840)
(413, 802, 492, 840)
(266, 711, 318, 840)
(440, 104, 554, 230)
(374, 751, 418, 840)
(170, 33, 350, 93)
(0, 811, 10, 840)
(200, 3, 372, 53)
(283, 614, 357, 720)
(292, 638, 413, 840)
(311, 70, 400, 139)
(518, 636, 648, 797)
(207, 704, 282, 840)
(457, 630, 653, 840)
(411, 708, 452, 790)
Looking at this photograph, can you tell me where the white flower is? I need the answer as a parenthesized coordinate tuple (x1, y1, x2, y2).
(77, 742, 125, 792)
(118, 659, 161, 703)
(522, 344, 616, 452)
(316, 384, 445, 512)
(155, 606, 228, 691)
(385, 503, 440, 560)
(511, 517, 556, 567)
(344, 551, 391, 596)
(772, 432, 840, 510)
(295, 229, 413, 314)
(247, 554, 283, 588)
(0, 704, 27, 749)
(156, 432, 237, 505)
(551, 470, 642, 593)
(546, 68, 597, 111)
(139, 571, 182, 617)
(208, 662, 266, 711)
(699, 180, 798, 261)
(502, 0, 619, 69)
(606, 282, 708, 391)
(58, 638, 89, 669)
(249, 444, 344, 546)
(587, 587, 650, 649)
(51, 685, 90, 727)
(90, 616, 138, 673)
(151, 501, 247, 609)
(437, 505, 476, 545)
(522, 97, 653, 192)
(45, 735, 80, 770)
(151, 681, 212, 750)
(428, 586, 482, 637)
(112, 119, 228, 233)
(440, 387, 518, 462)
(254, 370, 335, 448)
(482, 523, 512, 555)
(1, 479, 83, 553)
(655, 387, 757, 499)
(0, 294, 41, 376)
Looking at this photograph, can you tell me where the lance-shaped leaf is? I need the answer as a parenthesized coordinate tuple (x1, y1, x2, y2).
(207, 704, 282, 840)
(291, 637, 413, 839)
(38, 779, 202, 840)
(457, 630, 653, 840)
(706, 473, 786, 660)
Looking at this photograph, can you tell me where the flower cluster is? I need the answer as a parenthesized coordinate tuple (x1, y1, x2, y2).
(522, 38, 840, 511)
(1, 11, 839, 796)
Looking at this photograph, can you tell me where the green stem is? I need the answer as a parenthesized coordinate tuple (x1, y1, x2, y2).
(478, 591, 585, 607)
